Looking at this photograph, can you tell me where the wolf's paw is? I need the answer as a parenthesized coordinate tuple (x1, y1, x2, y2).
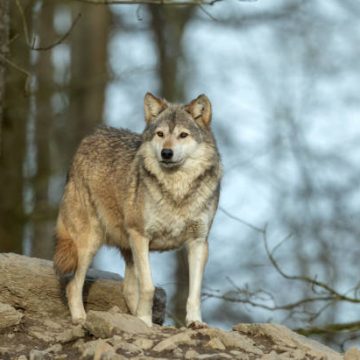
(71, 311, 87, 325)
(187, 321, 208, 330)
(138, 315, 153, 327)
(72, 315, 86, 325)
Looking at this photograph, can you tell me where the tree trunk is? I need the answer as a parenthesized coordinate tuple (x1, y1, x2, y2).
(0, 1, 30, 254)
(64, 3, 110, 158)
(148, 5, 194, 325)
(31, 3, 56, 259)
(0, 0, 9, 148)
(149, 5, 194, 101)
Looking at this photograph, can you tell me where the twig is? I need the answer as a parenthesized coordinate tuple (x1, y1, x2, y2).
(31, 13, 82, 51)
(15, 0, 33, 46)
(219, 206, 265, 233)
(0, 54, 32, 94)
(15, 0, 81, 51)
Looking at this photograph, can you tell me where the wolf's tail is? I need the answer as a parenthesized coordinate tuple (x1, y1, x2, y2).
(53, 228, 78, 276)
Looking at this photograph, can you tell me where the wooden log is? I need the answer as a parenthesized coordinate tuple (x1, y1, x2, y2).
(0, 253, 166, 325)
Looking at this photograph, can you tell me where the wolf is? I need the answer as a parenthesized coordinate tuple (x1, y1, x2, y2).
(53, 92, 222, 328)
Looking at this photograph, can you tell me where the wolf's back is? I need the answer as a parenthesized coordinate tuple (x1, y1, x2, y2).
(53, 127, 142, 276)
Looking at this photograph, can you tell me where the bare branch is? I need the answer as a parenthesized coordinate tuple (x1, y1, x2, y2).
(296, 321, 360, 336)
(31, 13, 82, 51)
(203, 290, 334, 313)
(219, 206, 265, 233)
(0, 54, 32, 94)
(15, 0, 82, 51)
(262, 231, 360, 304)
(74, 0, 221, 5)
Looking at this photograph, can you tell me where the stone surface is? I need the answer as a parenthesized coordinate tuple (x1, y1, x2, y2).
(113, 339, 142, 355)
(0, 254, 348, 360)
(345, 348, 360, 360)
(0, 346, 10, 355)
(93, 340, 115, 360)
(29, 349, 46, 360)
(55, 324, 86, 343)
(85, 310, 153, 337)
(79, 339, 109, 358)
(152, 331, 195, 352)
(185, 349, 200, 359)
(0, 253, 166, 324)
(234, 323, 343, 360)
(0, 302, 23, 329)
(205, 337, 226, 351)
(133, 337, 154, 350)
(199, 328, 263, 355)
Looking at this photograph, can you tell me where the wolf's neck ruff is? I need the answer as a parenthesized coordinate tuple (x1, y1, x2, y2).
(139, 143, 220, 204)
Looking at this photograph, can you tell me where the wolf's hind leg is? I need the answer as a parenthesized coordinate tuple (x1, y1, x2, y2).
(66, 235, 99, 324)
(122, 250, 139, 315)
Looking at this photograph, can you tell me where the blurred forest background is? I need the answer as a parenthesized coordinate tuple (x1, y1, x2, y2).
(1, 0, 360, 351)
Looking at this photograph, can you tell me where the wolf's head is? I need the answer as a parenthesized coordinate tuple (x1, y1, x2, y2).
(142, 92, 217, 171)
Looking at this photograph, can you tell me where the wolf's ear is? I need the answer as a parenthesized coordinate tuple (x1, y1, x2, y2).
(185, 94, 212, 127)
(144, 92, 167, 123)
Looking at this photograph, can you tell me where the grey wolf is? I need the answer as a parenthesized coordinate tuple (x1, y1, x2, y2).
(53, 92, 222, 328)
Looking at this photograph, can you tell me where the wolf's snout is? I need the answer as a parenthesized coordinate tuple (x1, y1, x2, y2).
(161, 148, 173, 160)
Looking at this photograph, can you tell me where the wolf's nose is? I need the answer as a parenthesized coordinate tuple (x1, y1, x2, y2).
(161, 148, 173, 160)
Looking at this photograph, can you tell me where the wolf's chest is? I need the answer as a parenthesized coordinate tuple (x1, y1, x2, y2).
(144, 200, 203, 251)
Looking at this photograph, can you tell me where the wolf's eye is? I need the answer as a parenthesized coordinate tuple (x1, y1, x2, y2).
(157, 131, 164, 138)
(180, 132, 189, 139)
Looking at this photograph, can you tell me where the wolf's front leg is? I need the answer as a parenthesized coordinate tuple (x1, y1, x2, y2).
(185, 239, 209, 328)
(128, 229, 154, 327)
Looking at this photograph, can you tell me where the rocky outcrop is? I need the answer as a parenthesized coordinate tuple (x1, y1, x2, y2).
(0, 302, 23, 330)
(0, 307, 355, 359)
(0, 253, 357, 359)
(0, 253, 165, 324)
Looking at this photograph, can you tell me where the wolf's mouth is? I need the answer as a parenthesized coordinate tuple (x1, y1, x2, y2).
(160, 160, 183, 168)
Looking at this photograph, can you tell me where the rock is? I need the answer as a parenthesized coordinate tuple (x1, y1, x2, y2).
(0, 302, 23, 329)
(260, 350, 281, 360)
(28, 323, 85, 344)
(233, 323, 343, 360)
(185, 349, 199, 359)
(80, 339, 110, 359)
(85, 310, 152, 338)
(54, 355, 68, 360)
(132, 338, 154, 350)
(93, 341, 115, 360)
(55, 324, 86, 343)
(29, 349, 45, 360)
(152, 331, 195, 352)
(28, 327, 55, 342)
(44, 344, 63, 354)
(229, 350, 250, 360)
(172, 347, 183, 358)
(199, 328, 263, 355)
(112, 340, 142, 355)
(345, 348, 360, 360)
(0, 253, 166, 325)
(205, 337, 226, 350)
(0, 347, 10, 355)
(17, 356, 28, 360)
(198, 354, 233, 359)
